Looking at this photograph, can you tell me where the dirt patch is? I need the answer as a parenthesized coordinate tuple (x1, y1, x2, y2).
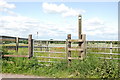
(0, 73, 45, 79)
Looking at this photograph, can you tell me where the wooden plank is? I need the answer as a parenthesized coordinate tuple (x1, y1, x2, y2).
(34, 46, 65, 48)
(4, 46, 28, 48)
(38, 60, 61, 63)
(34, 40, 66, 42)
(2, 55, 28, 57)
(68, 48, 83, 51)
(19, 38, 28, 40)
(87, 47, 120, 49)
(36, 56, 66, 59)
(34, 51, 66, 54)
(1, 39, 16, 41)
(87, 40, 119, 42)
(67, 39, 83, 42)
(98, 57, 120, 60)
(1, 36, 28, 40)
(68, 57, 82, 60)
(1, 36, 16, 39)
(1, 36, 16, 42)
(34, 40, 119, 43)
(1, 37, 28, 42)
(89, 52, 120, 55)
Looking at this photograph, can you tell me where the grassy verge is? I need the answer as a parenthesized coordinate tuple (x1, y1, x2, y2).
(2, 54, 119, 78)
(1, 43, 119, 78)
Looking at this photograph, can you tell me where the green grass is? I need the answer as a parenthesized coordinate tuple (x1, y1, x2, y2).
(2, 54, 119, 78)
(1, 43, 120, 78)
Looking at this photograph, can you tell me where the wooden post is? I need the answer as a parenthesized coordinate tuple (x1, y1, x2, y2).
(28, 34, 33, 58)
(110, 42, 112, 58)
(110, 42, 112, 53)
(78, 15, 82, 58)
(46, 41, 49, 51)
(16, 37, 19, 52)
(67, 34, 71, 65)
(78, 14, 82, 39)
(40, 41, 42, 51)
(81, 34, 86, 59)
(65, 40, 68, 59)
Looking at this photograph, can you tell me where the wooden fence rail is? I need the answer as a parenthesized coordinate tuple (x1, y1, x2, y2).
(1, 35, 119, 59)
(87, 40, 120, 60)
(1, 35, 31, 58)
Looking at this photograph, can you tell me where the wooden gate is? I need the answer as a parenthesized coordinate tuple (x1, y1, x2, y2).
(33, 39, 67, 65)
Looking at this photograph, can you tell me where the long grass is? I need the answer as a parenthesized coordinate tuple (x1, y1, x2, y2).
(2, 54, 119, 78)
(1, 43, 120, 78)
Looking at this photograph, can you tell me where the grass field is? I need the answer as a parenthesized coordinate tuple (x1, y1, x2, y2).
(1, 42, 120, 78)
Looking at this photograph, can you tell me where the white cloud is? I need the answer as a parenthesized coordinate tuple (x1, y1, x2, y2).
(83, 17, 118, 40)
(42, 3, 68, 13)
(42, 3, 85, 17)
(86, 17, 104, 26)
(0, 0, 15, 9)
(1, 15, 117, 40)
(0, 0, 17, 16)
(0, 8, 17, 15)
(0, 15, 69, 39)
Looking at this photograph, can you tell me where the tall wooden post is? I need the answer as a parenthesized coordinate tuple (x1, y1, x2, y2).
(28, 34, 33, 58)
(78, 14, 82, 39)
(16, 37, 19, 52)
(67, 34, 71, 65)
(78, 15, 82, 58)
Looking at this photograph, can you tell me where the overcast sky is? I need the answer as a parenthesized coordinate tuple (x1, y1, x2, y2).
(0, 0, 118, 40)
